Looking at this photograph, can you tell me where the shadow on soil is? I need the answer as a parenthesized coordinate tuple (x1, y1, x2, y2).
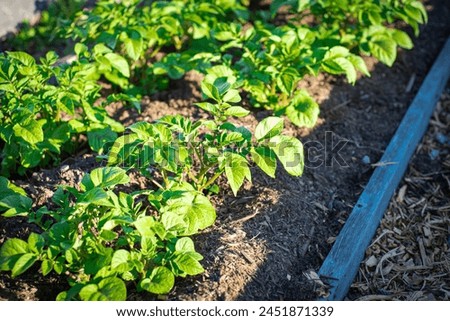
(0, 0, 449, 302)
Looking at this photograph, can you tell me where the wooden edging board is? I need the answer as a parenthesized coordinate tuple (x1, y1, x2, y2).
(318, 37, 450, 301)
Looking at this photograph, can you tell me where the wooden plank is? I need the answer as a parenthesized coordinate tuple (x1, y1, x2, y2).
(318, 37, 450, 301)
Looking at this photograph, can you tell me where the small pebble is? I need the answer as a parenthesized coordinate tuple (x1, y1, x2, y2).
(60, 165, 70, 172)
(429, 149, 439, 160)
(362, 155, 371, 164)
(436, 132, 449, 145)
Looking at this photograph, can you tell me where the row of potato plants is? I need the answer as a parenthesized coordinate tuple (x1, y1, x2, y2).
(57, 0, 426, 127)
(0, 69, 303, 299)
(0, 0, 427, 300)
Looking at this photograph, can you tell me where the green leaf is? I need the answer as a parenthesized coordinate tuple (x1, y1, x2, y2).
(12, 253, 37, 277)
(79, 277, 127, 301)
(173, 252, 204, 275)
(20, 149, 43, 169)
(369, 35, 397, 67)
(0, 195, 32, 217)
(201, 81, 221, 102)
(255, 117, 284, 141)
(160, 211, 186, 233)
(347, 55, 370, 77)
(107, 133, 139, 165)
(134, 216, 157, 238)
(123, 31, 143, 61)
(222, 89, 241, 103)
(87, 127, 118, 154)
(175, 237, 196, 252)
(28, 233, 44, 254)
(0, 238, 29, 271)
(223, 153, 251, 196)
(367, 10, 382, 25)
(324, 46, 350, 59)
(48, 123, 72, 152)
(223, 132, 244, 144)
(0, 177, 27, 196)
(111, 249, 130, 273)
(205, 65, 236, 84)
(140, 266, 174, 294)
(99, 230, 117, 242)
(104, 53, 130, 78)
(43, 50, 58, 66)
(56, 284, 84, 301)
(194, 102, 217, 114)
(79, 187, 109, 206)
(405, 1, 427, 23)
(251, 146, 277, 178)
(41, 260, 53, 276)
(81, 167, 130, 191)
(391, 29, 413, 49)
(276, 67, 299, 95)
(322, 57, 357, 84)
(74, 43, 88, 57)
(270, 135, 304, 176)
(161, 192, 216, 235)
(84, 250, 113, 275)
(224, 106, 250, 118)
(7, 51, 35, 66)
(56, 95, 75, 115)
(12, 120, 44, 145)
(285, 90, 320, 128)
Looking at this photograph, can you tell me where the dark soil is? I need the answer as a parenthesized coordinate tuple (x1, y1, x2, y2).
(1, 0, 449, 301)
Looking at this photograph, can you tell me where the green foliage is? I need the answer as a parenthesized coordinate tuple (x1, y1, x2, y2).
(0, 177, 32, 217)
(0, 0, 429, 302)
(0, 50, 125, 175)
(2, 0, 428, 128)
(211, 0, 426, 126)
(0, 167, 213, 300)
(0, 81, 304, 300)
(107, 79, 304, 196)
(59, 0, 247, 92)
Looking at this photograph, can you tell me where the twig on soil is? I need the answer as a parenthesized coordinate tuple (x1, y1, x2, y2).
(405, 73, 416, 93)
(229, 209, 259, 225)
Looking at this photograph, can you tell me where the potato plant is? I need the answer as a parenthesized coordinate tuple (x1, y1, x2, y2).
(107, 74, 304, 196)
(53, 0, 428, 127)
(212, 0, 427, 127)
(60, 0, 247, 91)
(0, 50, 127, 176)
(0, 167, 213, 300)
(0, 82, 304, 300)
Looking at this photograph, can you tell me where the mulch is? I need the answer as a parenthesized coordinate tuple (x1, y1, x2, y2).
(349, 86, 450, 300)
(0, 0, 449, 301)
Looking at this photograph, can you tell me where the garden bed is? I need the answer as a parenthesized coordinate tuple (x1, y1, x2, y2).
(0, 0, 449, 301)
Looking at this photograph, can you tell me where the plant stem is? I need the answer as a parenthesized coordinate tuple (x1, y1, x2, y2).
(199, 169, 223, 191)
(161, 170, 169, 188)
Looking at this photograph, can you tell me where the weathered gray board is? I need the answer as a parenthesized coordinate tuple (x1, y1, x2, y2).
(0, 0, 44, 38)
(319, 37, 450, 301)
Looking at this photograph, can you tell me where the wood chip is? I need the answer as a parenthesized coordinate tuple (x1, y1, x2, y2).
(396, 185, 408, 203)
(417, 237, 430, 266)
(365, 255, 378, 268)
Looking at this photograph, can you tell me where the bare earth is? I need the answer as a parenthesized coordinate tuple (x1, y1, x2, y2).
(0, 0, 449, 301)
